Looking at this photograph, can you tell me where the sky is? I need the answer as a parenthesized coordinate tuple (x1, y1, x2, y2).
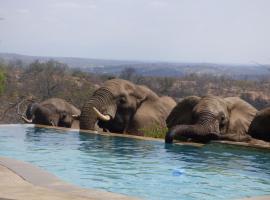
(0, 0, 269, 64)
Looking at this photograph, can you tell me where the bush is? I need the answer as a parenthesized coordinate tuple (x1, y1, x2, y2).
(139, 124, 168, 138)
(0, 67, 6, 95)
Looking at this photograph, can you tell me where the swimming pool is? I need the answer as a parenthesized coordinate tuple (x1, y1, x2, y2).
(0, 125, 269, 200)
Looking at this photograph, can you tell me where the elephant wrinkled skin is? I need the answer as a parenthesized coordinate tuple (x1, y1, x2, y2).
(80, 79, 176, 135)
(22, 98, 80, 128)
(248, 107, 270, 142)
(165, 95, 258, 143)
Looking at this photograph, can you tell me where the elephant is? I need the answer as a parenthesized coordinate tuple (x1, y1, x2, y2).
(79, 79, 176, 135)
(165, 95, 258, 143)
(21, 98, 81, 128)
(248, 107, 270, 142)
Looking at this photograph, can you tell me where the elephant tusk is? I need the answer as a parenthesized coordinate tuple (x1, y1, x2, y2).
(72, 114, 80, 120)
(93, 107, 111, 121)
(21, 115, 33, 123)
(50, 120, 56, 126)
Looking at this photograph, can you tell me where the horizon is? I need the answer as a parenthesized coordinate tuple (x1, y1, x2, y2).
(0, 0, 270, 64)
(1, 51, 270, 66)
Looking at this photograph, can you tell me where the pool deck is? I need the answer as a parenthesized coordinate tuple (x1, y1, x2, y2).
(0, 156, 140, 200)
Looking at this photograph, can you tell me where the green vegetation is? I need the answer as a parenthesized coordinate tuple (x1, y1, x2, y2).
(139, 124, 168, 138)
(0, 70, 5, 95)
(0, 64, 6, 95)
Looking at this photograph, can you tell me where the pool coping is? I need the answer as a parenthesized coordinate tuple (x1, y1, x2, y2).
(2, 124, 270, 150)
(0, 156, 140, 200)
(1, 124, 270, 151)
(32, 124, 270, 150)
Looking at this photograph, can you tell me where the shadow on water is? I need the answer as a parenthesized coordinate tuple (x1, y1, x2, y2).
(24, 126, 81, 150)
(25, 127, 46, 141)
(23, 127, 157, 157)
(24, 127, 66, 141)
(78, 131, 158, 157)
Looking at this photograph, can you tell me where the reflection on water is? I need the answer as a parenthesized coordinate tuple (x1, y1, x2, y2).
(78, 132, 157, 157)
(0, 125, 270, 200)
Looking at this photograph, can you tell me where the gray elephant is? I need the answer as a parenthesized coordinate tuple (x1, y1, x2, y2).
(79, 79, 176, 135)
(165, 95, 257, 143)
(248, 107, 270, 142)
(21, 98, 80, 128)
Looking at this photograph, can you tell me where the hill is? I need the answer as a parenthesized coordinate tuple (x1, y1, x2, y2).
(0, 53, 270, 79)
(0, 53, 141, 68)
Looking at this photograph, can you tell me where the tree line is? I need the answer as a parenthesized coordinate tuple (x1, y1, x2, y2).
(0, 61, 270, 123)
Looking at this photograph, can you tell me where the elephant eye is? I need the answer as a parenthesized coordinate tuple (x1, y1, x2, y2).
(218, 112, 225, 121)
(219, 113, 227, 129)
(118, 97, 126, 104)
(221, 115, 225, 121)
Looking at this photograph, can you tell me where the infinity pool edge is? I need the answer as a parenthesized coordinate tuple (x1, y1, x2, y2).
(2, 124, 269, 150)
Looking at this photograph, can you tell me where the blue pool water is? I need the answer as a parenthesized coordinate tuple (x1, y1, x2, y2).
(0, 125, 270, 200)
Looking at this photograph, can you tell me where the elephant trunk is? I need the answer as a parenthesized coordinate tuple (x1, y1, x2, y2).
(165, 112, 220, 143)
(80, 88, 117, 130)
(26, 103, 38, 119)
(22, 103, 39, 123)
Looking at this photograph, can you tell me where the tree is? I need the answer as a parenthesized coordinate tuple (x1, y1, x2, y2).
(120, 67, 137, 81)
(157, 77, 174, 95)
(23, 60, 68, 99)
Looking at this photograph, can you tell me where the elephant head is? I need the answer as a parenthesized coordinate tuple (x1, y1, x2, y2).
(248, 107, 270, 142)
(22, 98, 81, 128)
(165, 95, 257, 143)
(23, 103, 62, 126)
(80, 79, 176, 134)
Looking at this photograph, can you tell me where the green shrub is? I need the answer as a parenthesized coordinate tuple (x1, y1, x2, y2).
(0, 68, 6, 95)
(139, 124, 168, 138)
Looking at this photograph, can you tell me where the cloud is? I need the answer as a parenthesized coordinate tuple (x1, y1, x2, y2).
(52, 2, 82, 9)
(0, 17, 5, 21)
(16, 9, 30, 14)
(86, 4, 97, 9)
(149, 0, 168, 7)
(51, 1, 97, 10)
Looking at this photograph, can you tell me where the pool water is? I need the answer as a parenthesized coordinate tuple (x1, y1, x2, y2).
(0, 125, 270, 200)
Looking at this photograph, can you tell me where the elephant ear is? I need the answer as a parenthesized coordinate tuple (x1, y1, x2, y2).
(225, 97, 257, 136)
(166, 96, 201, 129)
(131, 85, 154, 107)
